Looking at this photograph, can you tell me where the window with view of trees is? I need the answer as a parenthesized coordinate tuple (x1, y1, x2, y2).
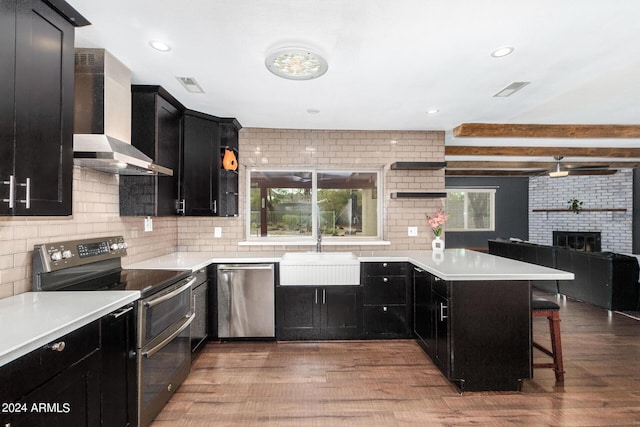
(445, 189, 495, 231)
(248, 170, 380, 239)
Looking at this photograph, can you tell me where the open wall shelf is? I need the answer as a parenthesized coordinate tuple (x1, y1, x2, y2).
(390, 162, 447, 170)
(532, 208, 627, 213)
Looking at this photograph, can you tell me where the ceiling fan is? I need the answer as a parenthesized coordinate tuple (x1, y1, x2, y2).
(545, 156, 610, 178)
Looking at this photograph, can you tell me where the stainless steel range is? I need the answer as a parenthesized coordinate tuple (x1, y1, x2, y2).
(32, 236, 195, 427)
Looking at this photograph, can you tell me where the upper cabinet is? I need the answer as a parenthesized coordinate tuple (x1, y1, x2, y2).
(180, 111, 241, 216)
(120, 86, 185, 216)
(0, 0, 88, 216)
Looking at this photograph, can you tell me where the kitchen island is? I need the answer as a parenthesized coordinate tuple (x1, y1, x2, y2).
(130, 249, 573, 392)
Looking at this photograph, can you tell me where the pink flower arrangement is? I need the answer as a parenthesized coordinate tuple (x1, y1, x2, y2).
(427, 210, 448, 237)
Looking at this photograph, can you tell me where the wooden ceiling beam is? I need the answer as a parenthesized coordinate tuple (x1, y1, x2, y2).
(453, 123, 640, 138)
(445, 169, 619, 177)
(446, 161, 640, 169)
(445, 146, 640, 158)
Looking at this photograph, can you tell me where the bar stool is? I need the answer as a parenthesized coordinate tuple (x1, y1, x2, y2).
(531, 298, 565, 383)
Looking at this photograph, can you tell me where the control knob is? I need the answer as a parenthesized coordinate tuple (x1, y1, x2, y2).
(110, 243, 119, 251)
(50, 251, 63, 262)
(62, 250, 73, 259)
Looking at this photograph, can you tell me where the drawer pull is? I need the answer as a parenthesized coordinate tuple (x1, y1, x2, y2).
(383, 306, 388, 312)
(48, 341, 66, 352)
(383, 277, 388, 283)
(382, 263, 388, 267)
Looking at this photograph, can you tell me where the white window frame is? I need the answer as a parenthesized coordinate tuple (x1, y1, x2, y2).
(245, 167, 384, 243)
(445, 188, 496, 232)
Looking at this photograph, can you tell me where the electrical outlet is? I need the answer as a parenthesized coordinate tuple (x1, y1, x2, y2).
(408, 226, 418, 237)
(144, 217, 153, 232)
(214, 227, 222, 238)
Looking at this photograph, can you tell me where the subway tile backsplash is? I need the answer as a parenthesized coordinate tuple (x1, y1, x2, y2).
(0, 128, 445, 299)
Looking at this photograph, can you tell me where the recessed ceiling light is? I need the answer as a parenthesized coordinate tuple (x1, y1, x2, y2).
(149, 40, 171, 52)
(491, 46, 514, 58)
(306, 108, 320, 114)
(426, 109, 440, 115)
(390, 139, 398, 145)
(266, 47, 328, 80)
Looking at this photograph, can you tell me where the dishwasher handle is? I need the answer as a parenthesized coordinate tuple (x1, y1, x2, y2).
(217, 264, 273, 271)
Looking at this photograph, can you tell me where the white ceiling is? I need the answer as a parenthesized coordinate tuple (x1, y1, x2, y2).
(67, 0, 640, 160)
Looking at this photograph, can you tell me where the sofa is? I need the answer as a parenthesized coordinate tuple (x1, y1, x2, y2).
(488, 239, 640, 311)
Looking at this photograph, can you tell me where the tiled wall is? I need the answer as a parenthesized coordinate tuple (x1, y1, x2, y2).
(529, 169, 633, 252)
(178, 128, 446, 252)
(0, 167, 178, 299)
(1, 128, 445, 299)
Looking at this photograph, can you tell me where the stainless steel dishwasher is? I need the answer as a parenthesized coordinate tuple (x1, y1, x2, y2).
(217, 264, 275, 338)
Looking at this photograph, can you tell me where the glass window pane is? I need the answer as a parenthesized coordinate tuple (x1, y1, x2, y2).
(317, 172, 378, 237)
(467, 192, 490, 230)
(446, 192, 465, 229)
(250, 171, 312, 237)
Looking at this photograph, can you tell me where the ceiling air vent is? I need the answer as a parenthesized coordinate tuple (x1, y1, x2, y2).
(493, 81, 530, 97)
(176, 76, 205, 94)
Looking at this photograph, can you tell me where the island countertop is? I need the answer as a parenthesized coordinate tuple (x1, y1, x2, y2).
(127, 249, 574, 281)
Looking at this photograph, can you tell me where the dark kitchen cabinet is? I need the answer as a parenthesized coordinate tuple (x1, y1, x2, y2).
(362, 262, 412, 338)
(120, 85, 184, 216)
(276, 285, 362, 340)
(100, 304, 137, 427)
(191, 268, 209, 356)
(412, 266, 532, 392)
(180, 111, 241, 216)
(0, 0, 87, 216)
(0, 320, 101, 427)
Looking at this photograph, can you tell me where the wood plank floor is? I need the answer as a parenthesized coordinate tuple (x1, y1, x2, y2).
(152, 292, 640, 426)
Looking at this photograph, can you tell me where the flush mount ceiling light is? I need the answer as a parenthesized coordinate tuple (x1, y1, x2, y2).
(491, 46, 514, 58)
(149, 40, 171, 52)
(265, 47, 328, 80)
(426, 109, 440, 115)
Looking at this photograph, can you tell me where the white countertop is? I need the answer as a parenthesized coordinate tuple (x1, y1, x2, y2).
(128, 249, 574, 281)
(0, 291, 140, 367)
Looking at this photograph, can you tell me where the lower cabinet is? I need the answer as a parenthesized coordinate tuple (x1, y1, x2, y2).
(100, 304, 137, 427)
(0, 320, 102, 427)
(361, 262, 412, 338)
(0, 306, 138, 427)
(276, 285, 362, 340)
(412, 266, 531, 392)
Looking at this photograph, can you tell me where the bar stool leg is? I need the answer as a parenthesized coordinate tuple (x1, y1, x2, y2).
(548, 311, 565, 383)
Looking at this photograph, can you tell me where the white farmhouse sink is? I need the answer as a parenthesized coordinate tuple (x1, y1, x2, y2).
(280, 252, 360, 286)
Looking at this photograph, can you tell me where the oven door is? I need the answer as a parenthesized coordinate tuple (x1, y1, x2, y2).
(138, 276, 196, 347)
(137, 276, 196, 427)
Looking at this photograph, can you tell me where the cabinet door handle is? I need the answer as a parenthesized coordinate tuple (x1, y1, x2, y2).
(2, 175, 15, 208)
(382, 277, 388, 283)
(383, 306, 388, 312)
(213, 200, 217, 214)
(47, 341, 66, 352)
(440, 302, 448, 321)
(315, 289, 318, 304)
(382, 263, 388, 267)
(322, 289, 326, 304)
(18, 177, 30, 209)
(111, 306, 133, 319)
(177, 199, 185, 214)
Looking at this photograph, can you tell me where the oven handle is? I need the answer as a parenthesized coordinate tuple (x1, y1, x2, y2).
(142, 312, 195, 359)
(143, 276, 197, 309)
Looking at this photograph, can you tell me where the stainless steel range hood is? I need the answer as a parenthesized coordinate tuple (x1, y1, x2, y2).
(73, 48, 173, 176)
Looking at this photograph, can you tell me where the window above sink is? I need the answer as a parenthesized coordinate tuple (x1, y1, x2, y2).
(246, 168, 382, 243)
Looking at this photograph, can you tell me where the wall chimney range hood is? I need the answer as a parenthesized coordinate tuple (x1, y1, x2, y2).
(73, 48, 173, 176)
